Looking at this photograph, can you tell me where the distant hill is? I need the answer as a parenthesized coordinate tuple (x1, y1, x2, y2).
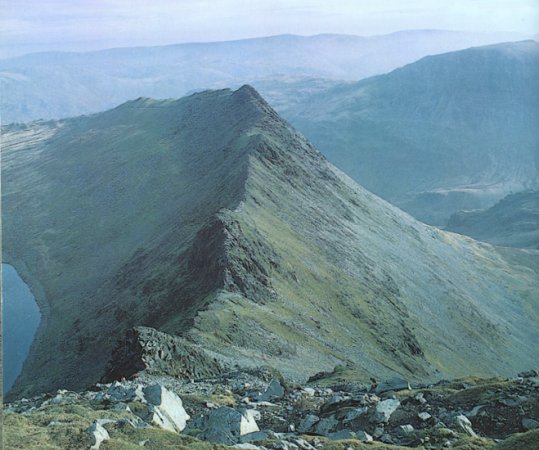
(3, 87, 538, 399)
(282, 41, 539, 225)
(446, 190, 539, 249)
(0, 30, 529, 123)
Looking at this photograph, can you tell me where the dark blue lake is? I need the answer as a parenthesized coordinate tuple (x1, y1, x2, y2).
(2, 263, 41, 395)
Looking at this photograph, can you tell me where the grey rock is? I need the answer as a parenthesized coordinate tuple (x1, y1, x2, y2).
(297, 414, 319, 433)
(328, 429, 356, 440)
(47, 421, 63, 427)
(343, 406, 368, 423)
(291, 438, 317, 449)
(258, 379, 285, 401)
(399, 424, 415, 434)
(314, 414, 338, 435)
(355, 430, 374, 442)
(522, 418, 539, 430)
(303, 388, 315, 397)
(455, 414, 477, 437)
(466, 405, 484, 417)
(107, 381, 145, 402)
(273, 441, 299, 450)
(110, 402, 131, 411)
(201, 407, 260, 444)
(372, 398, 400, 423)
(141, 384, 190, 433)
(418, 412, 432, 421)
(240, 430, 270, 443)
(375, 377, 411, 394)
(87, 421, 110, 449)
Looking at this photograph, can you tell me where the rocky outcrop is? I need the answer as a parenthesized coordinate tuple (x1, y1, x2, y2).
(102, 326, 225, 382)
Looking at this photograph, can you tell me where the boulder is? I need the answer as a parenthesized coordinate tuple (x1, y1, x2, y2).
(372, 398, 400, 423)
(375, 377, 411, 394)
(141, 384, 189, 432)
(455, 414, 477, 437)
(328, 430, 356, 440)
(303, 388, 315, 396)
(107, 382, 145, 402)
(258, 379, 285, 401)
(343, 406, 368, 423)
(314, 414, 338, 435)
(201, 407, 260, 444)
(356, 430, 374, 442)
(522, 418, 539, 430)
(297, 414, 319, 433)
(399, 424, 415, 434)
(240, 430, 271, 443)
(418, 412, 432, 421)
(87, 420, 110, 449)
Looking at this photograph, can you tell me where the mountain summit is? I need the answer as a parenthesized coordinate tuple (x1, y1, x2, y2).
(3, 86, 538, 399)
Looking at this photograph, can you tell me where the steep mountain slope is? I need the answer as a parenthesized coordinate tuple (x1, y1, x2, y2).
(446, 190, 539, 249)
(3, 87, 538, 401)
(0, 30, 528, 123)
(282, 41, 539, 225)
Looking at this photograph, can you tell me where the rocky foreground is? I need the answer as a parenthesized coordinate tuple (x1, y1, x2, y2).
(4, 366, 538, 449)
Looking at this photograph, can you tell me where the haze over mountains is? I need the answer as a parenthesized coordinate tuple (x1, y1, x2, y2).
(281, 40, 539, 225)
(0, 30, 529, 124)
(3, 86, 538, 400)
(446, 190, 539, 249)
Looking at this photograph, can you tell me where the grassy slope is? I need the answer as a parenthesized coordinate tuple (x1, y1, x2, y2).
(3, 87, 538, 400)
(281, 41, 539, 225)
(187, 107, 539, 382)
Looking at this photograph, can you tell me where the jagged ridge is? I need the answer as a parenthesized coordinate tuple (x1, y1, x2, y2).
(3, 86, 538, 400)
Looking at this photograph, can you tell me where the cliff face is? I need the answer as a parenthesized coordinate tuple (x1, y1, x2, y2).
(3, 86, 538, 400)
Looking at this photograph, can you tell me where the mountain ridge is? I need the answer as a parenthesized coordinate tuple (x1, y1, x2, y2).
(3, 86, 538, 401)
(1, 30, 532, 123)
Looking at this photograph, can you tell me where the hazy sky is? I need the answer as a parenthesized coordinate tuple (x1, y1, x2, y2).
(1, 0, 538, 56)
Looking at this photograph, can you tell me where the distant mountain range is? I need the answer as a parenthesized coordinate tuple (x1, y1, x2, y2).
(4, 87, 538, 400)
(446, 190, 539, 249)
(0, 30, 530, 124)
(281, 41, 539, 225)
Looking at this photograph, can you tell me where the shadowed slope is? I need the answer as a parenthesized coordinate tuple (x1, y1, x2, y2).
(3, 86, 538, 400)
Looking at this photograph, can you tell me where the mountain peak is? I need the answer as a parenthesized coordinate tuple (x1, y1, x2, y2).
(3, 87, 538, 399)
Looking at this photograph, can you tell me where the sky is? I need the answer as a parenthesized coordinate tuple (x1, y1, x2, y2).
(1, 0, 538, 57)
